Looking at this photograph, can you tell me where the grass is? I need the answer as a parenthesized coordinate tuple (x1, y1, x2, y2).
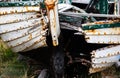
(101, 65, 120, 78)
(0, 39, 28, 78)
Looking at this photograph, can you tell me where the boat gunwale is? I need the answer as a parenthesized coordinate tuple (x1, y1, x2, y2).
(0, 1, 41, 7)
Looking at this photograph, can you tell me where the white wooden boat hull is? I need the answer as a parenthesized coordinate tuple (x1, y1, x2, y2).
(0, 12, 40, 25)
(90, 45, 120, 73)
(85, 35, 120, 44)
(0, 6, 48, 53)
(84, 28, 120, 44)
(0, 6, 40, 15)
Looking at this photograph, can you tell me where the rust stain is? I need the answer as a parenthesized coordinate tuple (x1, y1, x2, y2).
(0, 6, 39, 15)
(107, 53, 111, 57)
(41, 19, 45, 26)
(117, 51, 120, 55)
(26, 6, 29, 12)
(23, 40, 47, 52)
(45, 0, 56, 10)
(4, 11, 7, 15)
(108, 41, 113, 44)
(53, 40, 57, 46)
(85, 27, 120, 35)
(3, 25, 42, 42)
(22, 37, 46, 51)
(101, 61, 107, 64)
(21, 9, 24, 12)
(97, 41, 100, 43)
(104, 32, 106, 35)
(36, 14, 42, 18)
(10, 10, 14, 13)
(29, 34, 32, 40)
(87, 29, 96, 33)
(95, 21, 104, 24)
(101, 61, 104, 64)
(15, 10, 17, 13)
(83, 19, 120, 26)
(15, 37, 45, 52)
(89, 67, 106, 73)
(42, 25, 48, 30)
(85, 36, 90, 40)
(98, 32, 100, 35)
(11, 31, 46, 48)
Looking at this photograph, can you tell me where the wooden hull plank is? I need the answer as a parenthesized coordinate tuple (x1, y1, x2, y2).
(0, 12, 40, 24)
(84, 27, 120, 35)
(0, 18, 42, 34)
(92, 63, 114, 68)
(6, 28, 47, 48)
(85, 35, 120, 44)
(0, 6, 39, 15)
(1, 25, 42, 42)
(11, 34, 46, 52)
(92, 55, 120, 64)
(91, 45, 120, 58)
(23, 39, 47, 52)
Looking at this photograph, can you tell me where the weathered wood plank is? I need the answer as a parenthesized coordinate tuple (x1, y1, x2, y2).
(85, 35, 120, 44)
(0, 12, 41, 24)
(0, 6, 39, 15)
(0, 18, 43, 34)
(84, 27, 120, 35)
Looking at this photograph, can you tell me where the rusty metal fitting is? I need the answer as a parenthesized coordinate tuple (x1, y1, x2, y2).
(45, 0, 57, 10)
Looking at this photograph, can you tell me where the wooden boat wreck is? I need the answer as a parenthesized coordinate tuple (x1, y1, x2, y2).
(0, 0, 120, 78)
(59, 0, 120, 74)
(0, 1, 48, 52)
